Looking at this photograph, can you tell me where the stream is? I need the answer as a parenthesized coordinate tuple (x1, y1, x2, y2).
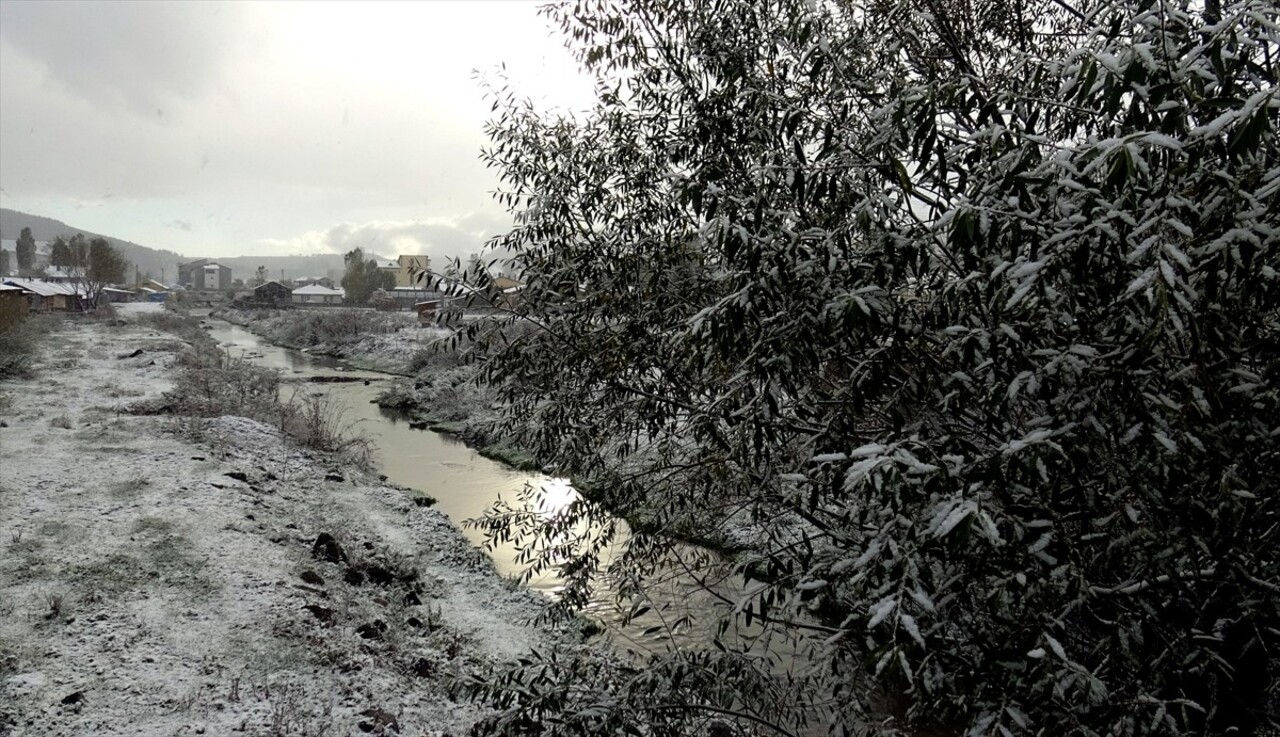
(202, 319, 753, 655)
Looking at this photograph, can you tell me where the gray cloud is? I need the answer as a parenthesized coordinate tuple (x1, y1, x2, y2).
(259, 212, 512, 265)
(0, 1, 253, 115)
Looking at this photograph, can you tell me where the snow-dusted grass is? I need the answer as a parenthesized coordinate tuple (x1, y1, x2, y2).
(0, 306, 586, 736)
(216, 307, 436, 374)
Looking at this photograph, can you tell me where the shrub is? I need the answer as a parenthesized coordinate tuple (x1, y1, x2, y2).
(461, 0, 1280, 735)
(0, 316, 55, 380)
(277, 389, 374, 466)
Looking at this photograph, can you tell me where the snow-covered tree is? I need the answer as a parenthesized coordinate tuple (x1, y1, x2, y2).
(461, 0, 1279, 734)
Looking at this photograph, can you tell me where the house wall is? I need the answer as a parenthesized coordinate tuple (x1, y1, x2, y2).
(0, 291, 26, 331)
(395, 256, 430, 289)
(254, 283, 291, 303)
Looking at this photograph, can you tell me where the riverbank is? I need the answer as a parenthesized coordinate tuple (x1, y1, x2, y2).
(215, 307, 530, 469)
(212, 308, 781, 555)
(212, 307, 430, 375)
(0, 306, 587, 736)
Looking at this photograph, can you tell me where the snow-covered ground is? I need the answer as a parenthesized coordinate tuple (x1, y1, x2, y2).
(0, 305, 577, 736)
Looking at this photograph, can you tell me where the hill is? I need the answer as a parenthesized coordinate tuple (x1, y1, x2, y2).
(0, 208, 185, 282)
(0, 208, 344, 285)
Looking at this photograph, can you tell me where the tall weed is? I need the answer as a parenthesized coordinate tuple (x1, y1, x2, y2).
(0, 315, 56, 380)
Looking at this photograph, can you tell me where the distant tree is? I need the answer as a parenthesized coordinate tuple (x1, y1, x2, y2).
(67, 234, 89, 276)
(15, 227, 36, 274)
(370, 259, 395, 294)
(0, 249, 9, 277)
(83, 238, 127, 306)
(341, 248, 395, 305)
(254, 265, 268, 287)
(49, 237, 71, 270)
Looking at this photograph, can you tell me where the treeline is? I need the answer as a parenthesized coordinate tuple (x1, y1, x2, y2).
(11, 226, 128, 302)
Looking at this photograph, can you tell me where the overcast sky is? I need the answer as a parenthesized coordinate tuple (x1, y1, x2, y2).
(0, 0, 594, 260)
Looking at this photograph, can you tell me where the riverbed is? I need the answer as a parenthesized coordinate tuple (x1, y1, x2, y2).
(203, 318, 732, 653)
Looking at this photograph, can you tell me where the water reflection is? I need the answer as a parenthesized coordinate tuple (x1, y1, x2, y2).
(202, 319, 769, 655)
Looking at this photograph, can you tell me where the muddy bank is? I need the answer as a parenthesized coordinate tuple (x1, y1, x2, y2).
(0, 307, 593, 736)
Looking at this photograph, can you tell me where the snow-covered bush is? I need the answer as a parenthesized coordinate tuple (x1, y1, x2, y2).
(460, 0, 1279, 734)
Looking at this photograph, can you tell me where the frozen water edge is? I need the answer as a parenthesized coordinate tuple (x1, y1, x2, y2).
(0, 311, 581, 736)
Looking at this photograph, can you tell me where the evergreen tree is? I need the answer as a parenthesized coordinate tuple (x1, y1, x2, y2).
(15, 227, 36, 275)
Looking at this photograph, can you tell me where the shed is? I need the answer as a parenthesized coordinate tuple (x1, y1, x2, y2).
(101, 287, 134, 303)
(254, 280, 292, 305)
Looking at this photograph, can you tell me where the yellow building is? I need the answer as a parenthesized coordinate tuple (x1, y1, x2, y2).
(394, 255, 430, 288)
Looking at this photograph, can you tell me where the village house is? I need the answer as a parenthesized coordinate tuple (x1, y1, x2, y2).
(2, 278, 91, 312)
(374, 258, 398, 284)
(253, 280, 291, 305)
(293, 276, 334, 289)
(100, 287, 135, 304)
(394, 255, 430, 288)
(291, 284, 345, 305)
(178, 259, 232, 290)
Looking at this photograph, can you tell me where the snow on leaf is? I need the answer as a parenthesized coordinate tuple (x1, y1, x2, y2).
(867, 596, 898, 629)
(1153, 431, 1178, 453)
(934, 500, 977, 538)
(1046, 635, 1067, 661)
(909, 587, 936, 613)
(899, 613, 926, 648)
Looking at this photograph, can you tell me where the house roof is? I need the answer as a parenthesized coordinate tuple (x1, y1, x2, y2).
(0, 283, 25, 292)
(255, 280, 288, 290)
(2, 278, 87, 297)
(292, 284, 345, 296)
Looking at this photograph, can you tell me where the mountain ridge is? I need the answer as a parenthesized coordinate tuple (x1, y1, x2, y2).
(0, 208, 344, 284)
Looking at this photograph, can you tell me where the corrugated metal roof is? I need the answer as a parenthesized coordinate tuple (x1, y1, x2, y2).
(2, 278, 88, 297)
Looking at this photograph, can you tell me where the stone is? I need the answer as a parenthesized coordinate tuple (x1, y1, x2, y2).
(358, 707, 399, 733)
(311, 533, 346, 564)
(303, 605, 335, 626)
(355, 621, 387, 640)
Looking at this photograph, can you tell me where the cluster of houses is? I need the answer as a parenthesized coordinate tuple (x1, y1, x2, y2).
(248, 278, 345, 305)
(0, 276, 173, 313)
(0, 245, 525, 319)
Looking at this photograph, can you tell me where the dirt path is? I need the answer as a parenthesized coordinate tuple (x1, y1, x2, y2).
(0, 310, 568, 736)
